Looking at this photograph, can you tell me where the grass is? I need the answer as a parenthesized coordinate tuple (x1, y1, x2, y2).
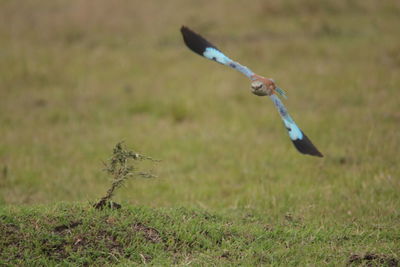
(1, 203, 398, 266)
(0, 0, 399, 265)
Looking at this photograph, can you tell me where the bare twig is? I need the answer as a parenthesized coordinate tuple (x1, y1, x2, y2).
(93, 142, 158, 209)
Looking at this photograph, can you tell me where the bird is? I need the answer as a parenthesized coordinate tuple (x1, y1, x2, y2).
(180, 26, 323, 157)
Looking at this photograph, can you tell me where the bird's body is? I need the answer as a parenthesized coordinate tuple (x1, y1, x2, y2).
(180, 26, 323, 157)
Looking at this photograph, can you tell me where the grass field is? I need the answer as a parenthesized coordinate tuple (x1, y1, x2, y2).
(1, 0, 399, 265)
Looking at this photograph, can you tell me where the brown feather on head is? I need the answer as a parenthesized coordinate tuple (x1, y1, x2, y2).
(251, 74, 276, 96)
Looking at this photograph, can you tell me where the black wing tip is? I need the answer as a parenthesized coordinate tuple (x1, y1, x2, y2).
(180, 25, 191, 33)
(292, 132, 323, 158)
(180, 25, 218, 56)
(180, 25, 191, 37)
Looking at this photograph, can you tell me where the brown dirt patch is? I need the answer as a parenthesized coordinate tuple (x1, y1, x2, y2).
(348, 253, 398, 266)
(132, 222, 162, 243)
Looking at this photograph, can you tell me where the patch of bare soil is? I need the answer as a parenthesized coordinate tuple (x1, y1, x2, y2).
(132, 222, 162, 243)
(53, 220, 82, 233)
(348, 253, 398, 266)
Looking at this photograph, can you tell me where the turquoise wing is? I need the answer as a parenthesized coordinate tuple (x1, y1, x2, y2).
(181, 26, 255, 79)
(270, 94, 323, 157)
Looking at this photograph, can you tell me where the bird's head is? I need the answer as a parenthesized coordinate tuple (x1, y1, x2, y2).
(251, 78, 276, 96)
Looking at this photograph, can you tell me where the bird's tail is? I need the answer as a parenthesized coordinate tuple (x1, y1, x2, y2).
(275, 87, 287, 99)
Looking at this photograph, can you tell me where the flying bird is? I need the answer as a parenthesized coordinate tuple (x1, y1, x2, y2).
(180, 26, 323, 157)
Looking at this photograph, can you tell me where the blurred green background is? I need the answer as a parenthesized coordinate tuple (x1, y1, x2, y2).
(0, 0, 399, 225)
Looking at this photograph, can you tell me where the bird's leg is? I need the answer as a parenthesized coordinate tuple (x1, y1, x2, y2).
(250, 74, 277, 97)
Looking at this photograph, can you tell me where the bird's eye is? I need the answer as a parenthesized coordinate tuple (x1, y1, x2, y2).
(251, 81, 264, 90)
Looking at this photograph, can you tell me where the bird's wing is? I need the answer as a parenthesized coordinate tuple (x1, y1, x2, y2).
(181, 26, 322, 157)
(269, 94, 323, 157)
(181, 26, 255, 79)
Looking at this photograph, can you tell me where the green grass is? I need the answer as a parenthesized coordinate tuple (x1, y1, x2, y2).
(1, 203, 398, 266)
(0, 0, 400, 265)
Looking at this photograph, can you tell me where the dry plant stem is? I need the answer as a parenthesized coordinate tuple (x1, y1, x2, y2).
(93, 142, 157, 209)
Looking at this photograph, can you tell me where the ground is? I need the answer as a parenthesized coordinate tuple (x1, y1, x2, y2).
(1, 203, 398, 265)
(0, 0, 399, 265)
